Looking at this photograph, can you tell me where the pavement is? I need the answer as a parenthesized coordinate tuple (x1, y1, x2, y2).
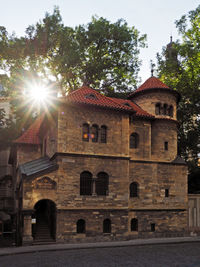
(1, 236, 200, 257)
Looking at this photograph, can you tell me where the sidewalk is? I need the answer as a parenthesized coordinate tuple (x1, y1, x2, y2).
(1, 236, 200, 257)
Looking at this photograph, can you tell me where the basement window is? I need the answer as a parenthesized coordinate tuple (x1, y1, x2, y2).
(103, 219, 111, 233)
(151, 223, 156, 232)
(77, 219, 86, 233)
(131, 218, 138, 231)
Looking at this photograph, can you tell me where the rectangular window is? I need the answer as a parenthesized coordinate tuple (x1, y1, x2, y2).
(164, 141, 168, 151)
(165, 189, 169, 197)
(151, 223, 155, 232)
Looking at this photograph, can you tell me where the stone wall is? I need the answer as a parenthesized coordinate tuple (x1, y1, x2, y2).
(57, 209, 128, 242)
(151, 120, 178, 161)
(22, 153, 188, 241)
(23, 170, 58, 210)
(57, 104, 129, 157)
(23, 155, 129, 210)
(129, 161, 187, 209)
(129, 119, 151, 160)
(128, 210, 188, 238)
(132, 91, 177, 119)
(56, 155, 129, 209)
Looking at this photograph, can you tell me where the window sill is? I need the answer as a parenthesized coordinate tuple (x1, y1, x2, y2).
(103, 233, 111, 236)
(80, 195, 108, 198)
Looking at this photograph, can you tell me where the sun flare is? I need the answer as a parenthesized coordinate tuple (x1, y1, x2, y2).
(29, 85, 49, 103)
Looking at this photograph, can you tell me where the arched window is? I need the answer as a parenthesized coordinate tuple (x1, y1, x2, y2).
(155, 103, 161, 115)
(103, 218, 111, 233)
(80, 171, 92, 195)
(163, 104, 168, 115)
(82, 123, 89, 142)
(131, 218, 138, 231)
(96, 172, 109, 196)
(130, 182, 138, 197)
(130, 133, 139, 149)
(100, 125, 107, 143)
(77, 219, 85, 233)
(91, 124, 98, 142)
(169, 105, 173, 117)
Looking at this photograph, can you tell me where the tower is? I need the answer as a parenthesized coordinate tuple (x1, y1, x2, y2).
(128, 76, 180, 161)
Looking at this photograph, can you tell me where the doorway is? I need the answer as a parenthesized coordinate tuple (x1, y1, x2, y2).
(33, 199, 56, 242)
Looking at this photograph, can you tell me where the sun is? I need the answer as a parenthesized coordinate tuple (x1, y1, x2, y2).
(29, 84, 49, 103)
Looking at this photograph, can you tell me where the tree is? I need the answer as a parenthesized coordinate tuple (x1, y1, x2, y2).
(0, 7, 146, 97)
(157, 5, 200, 172)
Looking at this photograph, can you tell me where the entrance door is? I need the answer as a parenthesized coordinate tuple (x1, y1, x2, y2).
(33, 199, 56, 242)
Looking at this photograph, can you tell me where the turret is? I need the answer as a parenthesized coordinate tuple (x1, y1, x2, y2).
(128, 76, 180, 162)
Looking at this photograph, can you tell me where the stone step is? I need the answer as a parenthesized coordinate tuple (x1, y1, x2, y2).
(33, 240, 55, 245)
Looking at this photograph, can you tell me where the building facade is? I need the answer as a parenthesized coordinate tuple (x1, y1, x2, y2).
(12, 76, 188, 244)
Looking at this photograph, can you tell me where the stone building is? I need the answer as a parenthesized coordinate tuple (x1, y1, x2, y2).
(11, 76, 188, 244)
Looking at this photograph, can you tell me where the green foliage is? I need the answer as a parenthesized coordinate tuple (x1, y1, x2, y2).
(0, 106, 18, 144)
(0, 7, 146, 96)
(157, 5, 200, 171)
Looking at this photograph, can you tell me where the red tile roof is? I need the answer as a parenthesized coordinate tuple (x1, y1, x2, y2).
(65, 86, 154, 118)
(14, 114, 45, 145)
(109, 98, 154, 118)
(128, 76, 170, 98)
(128, 76, 180, 102)
(138, 76, 169, 91)
(65, 86, 134, 113)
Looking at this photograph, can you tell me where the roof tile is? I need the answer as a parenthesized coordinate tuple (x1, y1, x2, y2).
(14, 114, 45, 145)
(128, 76, 169, 98)
(66, 86, 134, 112)
(109, 98, 154, 118)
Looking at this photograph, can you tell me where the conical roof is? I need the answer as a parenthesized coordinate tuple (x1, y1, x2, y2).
(128, 76, 180, 102)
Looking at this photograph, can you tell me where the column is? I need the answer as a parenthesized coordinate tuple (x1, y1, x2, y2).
(92, 178, 97, 196)
(23, 214, 33, 244)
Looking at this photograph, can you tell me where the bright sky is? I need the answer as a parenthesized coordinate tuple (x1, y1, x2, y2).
(1, 0, 199, 84)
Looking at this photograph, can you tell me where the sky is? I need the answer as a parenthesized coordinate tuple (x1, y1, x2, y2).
(1, 0, 199, 84)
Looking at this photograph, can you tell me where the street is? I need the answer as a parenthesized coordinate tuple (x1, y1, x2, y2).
(1, 242, 200, 267)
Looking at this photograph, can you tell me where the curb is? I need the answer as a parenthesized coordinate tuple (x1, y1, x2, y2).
(1, 237, 200, 257)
